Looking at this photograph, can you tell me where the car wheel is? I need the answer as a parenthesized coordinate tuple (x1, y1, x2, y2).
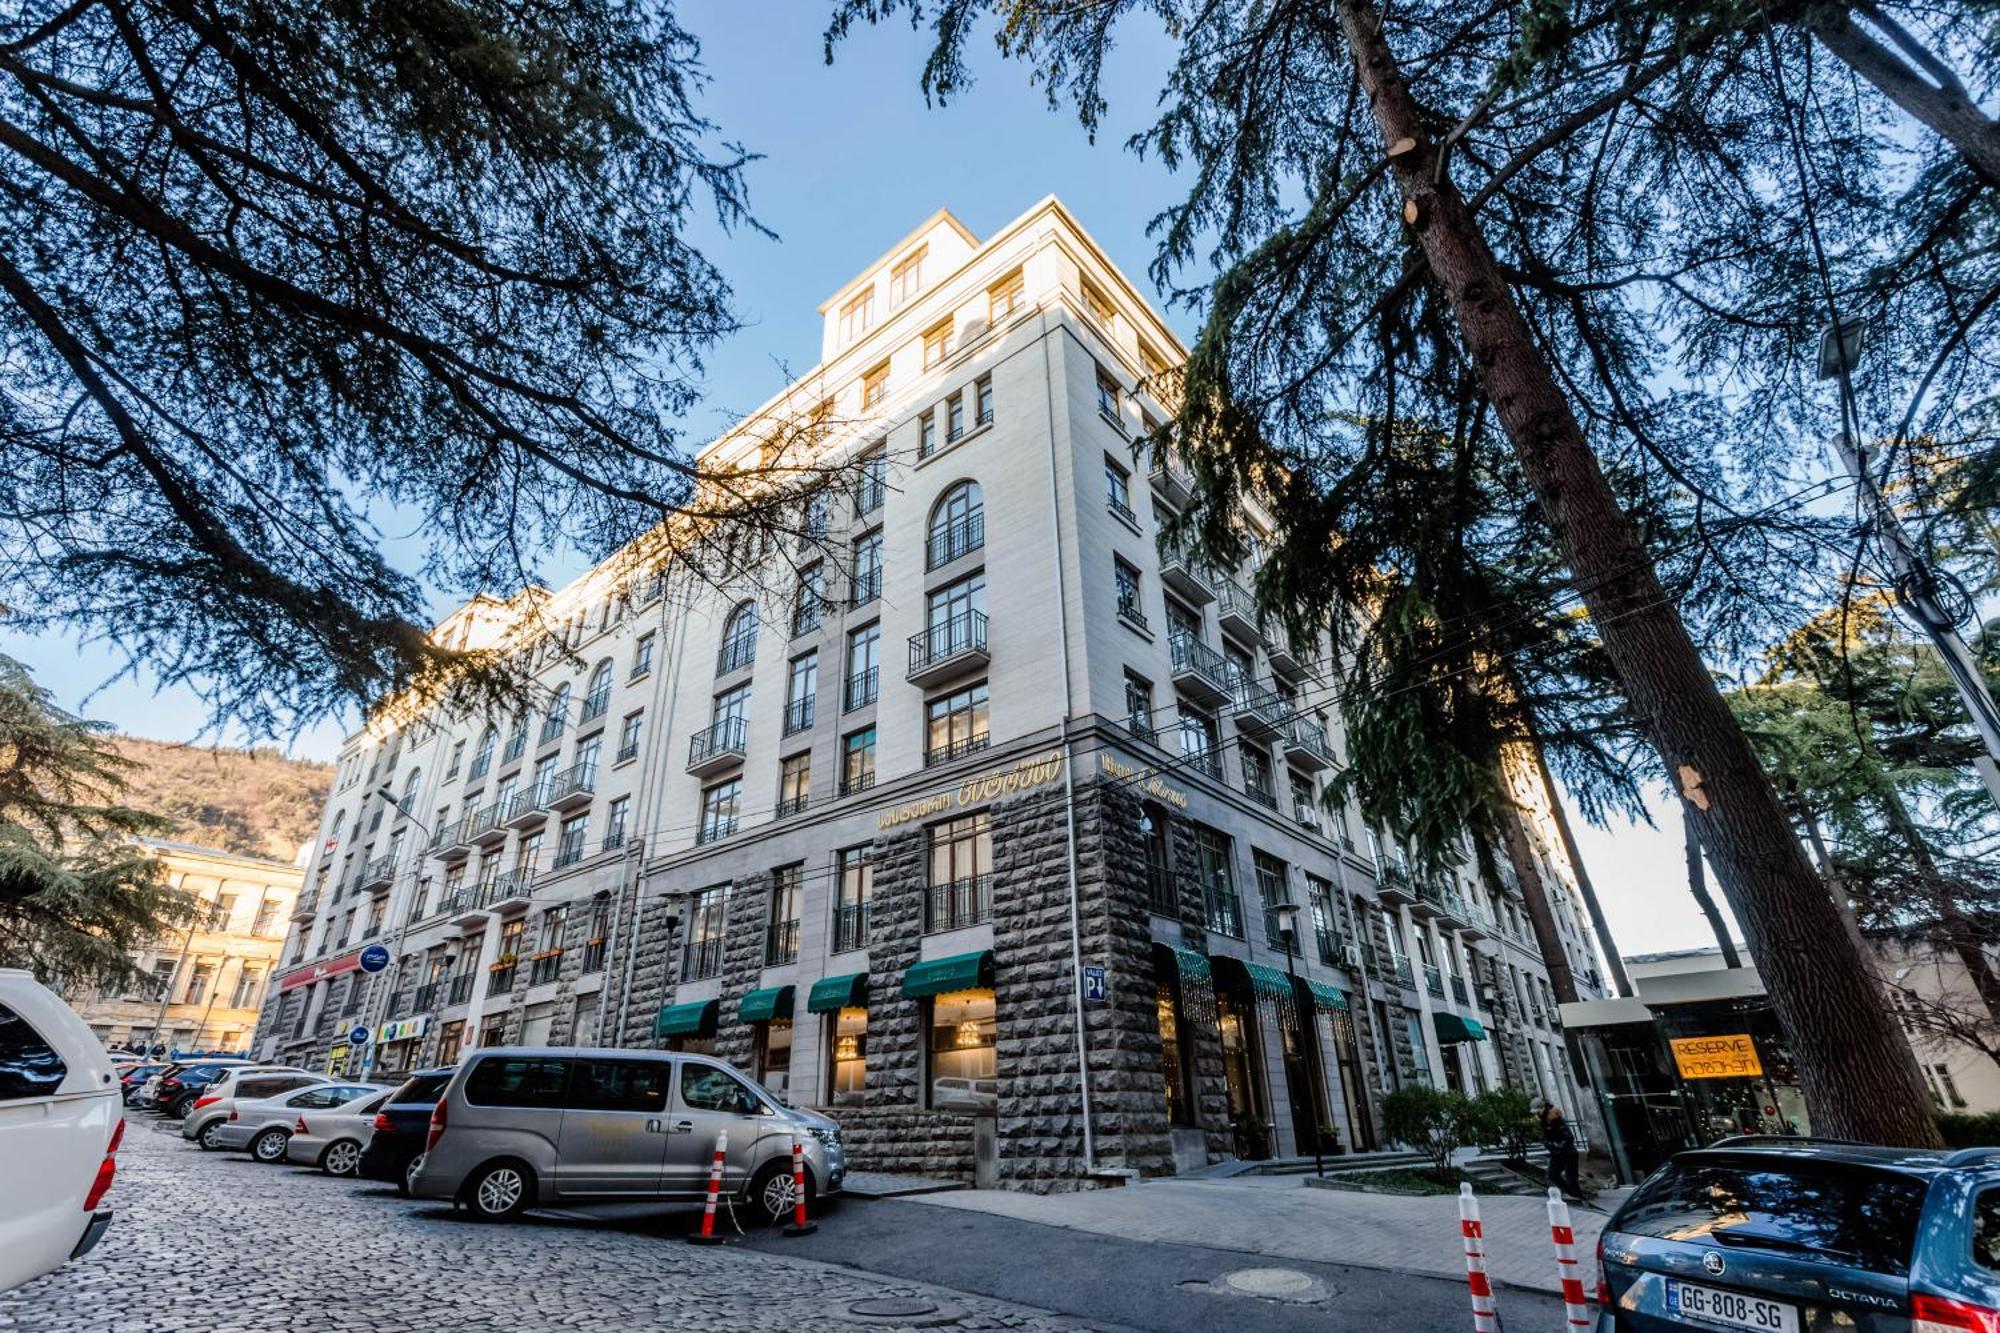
(398, 1154, 425, 1198)
(251, 1128, 290, 1164)
(322, 1139, 362, 1177)
(198, 1120, 225, 1151)
(747, 1159, 814, 1227)
(463, 1161, 533, 1222)
(169, 1094, 195, 1120)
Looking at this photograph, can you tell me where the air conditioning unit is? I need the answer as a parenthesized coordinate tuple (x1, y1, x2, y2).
(1341, 944, 1365, 970)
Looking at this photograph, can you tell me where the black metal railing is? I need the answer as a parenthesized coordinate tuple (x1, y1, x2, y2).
(1203, 881, 1244, 938)
(468, 755, 491, 780)
(850, 566, 882, 606)
(1183, 747, 1222, 780)
(855, 477, 885, 516)
(926, 874, 992, 932)
(766, 919, 800, 966)
(553, 837, 584, 868)
(1244, 781, 1278, 810)
(783, 695, 816, 735)
(580, 689, 611, 723)
(580, 937, 606, 974)
(687, 717, 748, 768)
(775, 793, 810, 819)
(502, 733, 527, 764)
(505, 785, 547, 823)
(717, 632, 757, 676)
(529, 951, 563, 986)
(448, 974, 475, 1005)
(834, 901, 870, 952)
(1117, 595, 1149, 630)
(924, 731, 990, 768)
(791, 594, 830, 638)
(616, 740, 639, 763)
(1168, 631, 1228, 689)
(926, 511, 985, 570)
(538, 712, 565, 745)
(489, 963, 517, 996)
(1315, 928, 1341, 967)
(414, 982, 441, 1011)
(845, 668, 878, 711)
(839, 770, 876, 797)
(1145, 865, 1180, 916)
(1108, 494, 1136, 524)
(909, 610, 987, 675)
(683, 936, 724, 982)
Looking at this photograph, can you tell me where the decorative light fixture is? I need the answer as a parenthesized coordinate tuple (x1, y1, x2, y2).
(955, 1020, 982, 1048)
(835, 1035, 861, 1062)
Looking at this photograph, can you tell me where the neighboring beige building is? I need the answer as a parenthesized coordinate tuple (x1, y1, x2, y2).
(73, 839, 302, 1055)
(1876, 932, 2000, 1115)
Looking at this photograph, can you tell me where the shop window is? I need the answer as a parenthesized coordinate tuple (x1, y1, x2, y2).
(828, 1008, 868, 1106)
(1217, 992, 1268, 1154)
(927, 989, 997, 1110)
(1156, 980, 1195, 1126)
(756, 1020, 793, 1101)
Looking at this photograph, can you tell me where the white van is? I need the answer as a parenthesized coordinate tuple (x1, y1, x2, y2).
(0, 970, 122, 1292)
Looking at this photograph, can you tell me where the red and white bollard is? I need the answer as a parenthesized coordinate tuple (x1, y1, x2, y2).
(1458, 1183, 1501, 1332)
(688, 1129, 728, 1245)
(1547, 1187, 1593, 1331)
(782, 1137, 817, 1236)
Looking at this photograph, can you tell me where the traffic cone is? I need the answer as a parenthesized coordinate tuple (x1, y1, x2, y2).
(1458, 1183, 1501, 1332)
(689, 1129, 728, 1245)
(781, 1137, 816, 1236)
(1547, 1187, 1593, 1331)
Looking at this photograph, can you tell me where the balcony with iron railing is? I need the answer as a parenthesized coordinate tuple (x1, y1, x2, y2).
(833, 901, 870, 953)
(1423, 963, 1446, 999)
(538, 711, 566, 745)
(528, 950, 563, 986)
(926, 874, 993, 932)
(1382, 952, 1416, 990)
(580, 688, 611, 724)
(1203, 880, 1245, 938)
(1377, 860, 1418, 906)
(466, 803, 507, 848)
(682, 936, 724, 982)
(1314, 927, 1342, 967)
(908, 610, 989, 686)
(1157, 537, 1215, 605)
(855, 476, 886, 517)
(1244, 778, 1279, 811)
(1116, 593, 1149, 632)
(547, 762, 595, 812)
(1182, 745, 1222, 781)
(448, 973, 475, 1005)
(687, 717, 748, 776)
(1283, 717, 1337, 771)
(484, 867, 535, 912)
(413, 982, 441, 1011)
(1231, 679, 1290, 738)
(355, 854, 396, 894)
(488, 959, 517, 996)
(1149, 450, 1194, 507)
(291, 889, 320, 921)
(1214, 578, 1264, 644)
(849, 566, 882, 608)
(844, 667, 878, 711)
(502, 732, 528, 765)
(504, 784, 549, 829)
(717, 631, 757, 677)
(1168, 632, 1230, 707)
(783, 695, 816, 736)
(792, 592, 832, 639)
(924, 730, 991, 769)
(926, 511, 985, 570)
(766, 919, 800, 966)
(839, 769, 877, 797)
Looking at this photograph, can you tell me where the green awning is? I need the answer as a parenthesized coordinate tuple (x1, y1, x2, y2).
(1212, 955, 1294, 1001)
(1433, 1011, 1487, 1043)
(656, 998, 718, 1039)
(807, 972, 868, 1013)
(739, 985, 794, 1024)
(902, 950, 995, 999)
(1298, 977, 1349, 1011)
(1169, 946, 1211, 984)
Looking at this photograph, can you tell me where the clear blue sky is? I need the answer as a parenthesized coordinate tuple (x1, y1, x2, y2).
(0, 11, 1723, 958)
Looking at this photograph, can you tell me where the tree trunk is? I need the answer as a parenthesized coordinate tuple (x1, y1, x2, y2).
(1497, 791, 1580, 1006)
(1332, 0, 1941, 1146)
(1524, 737, 1632, 997)
(1684, 806, 1742, 968)
(1808, 11, 2000, 190)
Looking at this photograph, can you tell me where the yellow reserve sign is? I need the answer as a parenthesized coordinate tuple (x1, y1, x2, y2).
(1669, 1034, 1763, 1080)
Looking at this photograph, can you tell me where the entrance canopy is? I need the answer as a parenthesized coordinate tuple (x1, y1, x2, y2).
(1432, 1011, 1487, 1043)
(1296, 977, 1350, 1011)
(903, 949, 994, 998)
(655, 998, 718, 1040)
(807, 972, 868, 1013)
(1211, 955, 1293, 1001)
(738, 985, 794, 1024)
(1166, 945, 1211, 984)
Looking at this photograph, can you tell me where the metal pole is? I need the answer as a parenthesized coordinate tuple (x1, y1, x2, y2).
(1833, 430, 2000, 812)
(366, 789, 435, 1076)
(1278, 918, 1323, 1178)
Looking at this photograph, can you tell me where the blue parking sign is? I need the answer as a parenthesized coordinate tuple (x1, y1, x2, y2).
(1082, 965, 1107, 1003)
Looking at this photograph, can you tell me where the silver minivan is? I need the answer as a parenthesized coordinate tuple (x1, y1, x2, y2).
(409, 1046, 844, 1223)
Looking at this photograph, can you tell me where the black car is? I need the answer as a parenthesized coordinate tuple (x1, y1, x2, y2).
(356, 1067, 454, 1196)
(151, 1061, 256, 1118)
(118, 1063, 167, 1105)
(1597, 1136, 2000, 1331)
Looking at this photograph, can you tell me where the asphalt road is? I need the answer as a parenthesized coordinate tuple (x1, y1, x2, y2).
(742, 1194, 1571, 1332)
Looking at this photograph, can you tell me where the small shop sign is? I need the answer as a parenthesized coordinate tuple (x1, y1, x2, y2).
(1669, 1034, 1764, 1080)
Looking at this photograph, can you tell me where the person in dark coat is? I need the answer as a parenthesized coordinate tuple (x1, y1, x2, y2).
(1535, 1096, 1583, 1201)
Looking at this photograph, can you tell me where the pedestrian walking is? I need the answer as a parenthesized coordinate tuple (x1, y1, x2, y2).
(1535, 1096, 1584, 1202)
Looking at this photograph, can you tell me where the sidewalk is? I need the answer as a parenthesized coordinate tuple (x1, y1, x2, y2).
(907, 1174, 1608, 1296)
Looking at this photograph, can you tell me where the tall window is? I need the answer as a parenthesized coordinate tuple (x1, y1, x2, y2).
(712, 682, 750, 731)
(230, 965, 265, 1010)
(846, 622, 880, 710)
(1197, 825, 1243, 937)
(924, 573, 986, 663)
(504, 712, 529, 763)
(923, 318, 953, 369)
(698, 779, 740, 845)
(785, 652, 818, 735)
(947, 392, 965, 441)
(1096, 366, 1121, 418)
(555, 813, 588, 867)
(861, 361, 889, 411)
(891, 247, 925, 305)
(851, 530, 883, 606)
(1114, 557, 1144, 625)
(767, 865, 802, 965)
(841, 727, 877, 795)
(835, 846, 872, 952)
(793, 563, 826, 636)
(1082, 279, 1115, 326)
(684, 885, 728, 980)
(928, 990, 996, 1109)
(838, 287, 875, 344)
(919, 410, 937, 457)
(928, 481, 984, 569)
(603, 795, 630, 850)
(1255, 851, 1292, 949)
(470, 726, 496, 780)
(855, 448, 886, 515)
(1178, 706, 1219, 778)
(582, 660, 612, 721)
(975, 375, 993, 426)
(573, 732, 602, 780)
(540, 682, 570, 744)
(1306, 874, 1340, 965)
(719, 601, 758, 674)
(778, 752, 812, 817)
(927, 812, 993, 931)
(1242, 746, 1276, 808)
(618, 711, 643, 763)
(988, 268, 1024, 323)
(251, 897, 282, 938)
(1105, 456, 1133, 519)
(925, 682, 990, 766)
(1123, 672, 1154, 739)
(446, 739, 465, 780)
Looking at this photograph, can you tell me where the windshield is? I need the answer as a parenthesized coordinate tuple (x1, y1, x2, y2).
(1619, 1155, 1929, 1276)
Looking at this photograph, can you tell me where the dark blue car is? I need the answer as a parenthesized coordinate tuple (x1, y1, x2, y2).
(356, 1066, 454, 1196)
(1597, 1137, 2000, 1331)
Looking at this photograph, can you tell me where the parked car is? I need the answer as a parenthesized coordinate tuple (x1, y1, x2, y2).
(289, 1086, 396, 1177)
(0, 970, 123, 1292)
(410, 1047, 844, 1224)
(147, 1058, 259, 1118)
(357, 1067, 456, 1196)
(212, 1083, 382, 1162)
(118, 1064, 167, 1106)
(179, 1069, 330, 1151)
(1597, 1136, 2000, 1331)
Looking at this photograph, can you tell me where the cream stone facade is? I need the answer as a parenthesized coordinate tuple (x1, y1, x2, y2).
(255, 198, 1610, 1184)
(74, 839, 301, 1055)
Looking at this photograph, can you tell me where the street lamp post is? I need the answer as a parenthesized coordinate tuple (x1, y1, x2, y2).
(655, 904, 683, 1049)
(1273, 901, 1323, 1179)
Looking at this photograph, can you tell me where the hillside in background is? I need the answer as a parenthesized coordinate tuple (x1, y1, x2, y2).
(112, 736, 331, 863)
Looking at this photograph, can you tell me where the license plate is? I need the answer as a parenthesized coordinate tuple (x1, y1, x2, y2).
(1664, 1278, 1798, 1332)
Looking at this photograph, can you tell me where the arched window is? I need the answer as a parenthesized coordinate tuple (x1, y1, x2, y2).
(927, 480, 984, 569)
(329, 809, 346, 839)
(719, 601, 758, 674)
(471, 726, 496, 778)
(583, 659, 613, 720)
(541, 683, 571, 742)
(401, 767, 422, 804)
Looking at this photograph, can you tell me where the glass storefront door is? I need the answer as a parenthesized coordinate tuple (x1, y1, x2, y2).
(1217, 992, 1270, 1157)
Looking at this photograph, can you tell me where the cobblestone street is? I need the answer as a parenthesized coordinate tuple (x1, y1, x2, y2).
(0, 1117, 1100, 1333)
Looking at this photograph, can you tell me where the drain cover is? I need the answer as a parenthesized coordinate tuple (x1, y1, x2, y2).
(849, 1299, 941, 1318)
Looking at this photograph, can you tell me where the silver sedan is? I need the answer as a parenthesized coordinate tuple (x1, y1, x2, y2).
(213, 1083, 386, 1163)
(285, 1086, 394, 1176)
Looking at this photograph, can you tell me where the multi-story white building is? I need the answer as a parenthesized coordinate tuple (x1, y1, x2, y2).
(256, 198, 1607, 1187)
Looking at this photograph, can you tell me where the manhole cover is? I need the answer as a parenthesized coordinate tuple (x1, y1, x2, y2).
(849, 1299, 941, 1318)
(1220, 1267, 1326, 1302)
